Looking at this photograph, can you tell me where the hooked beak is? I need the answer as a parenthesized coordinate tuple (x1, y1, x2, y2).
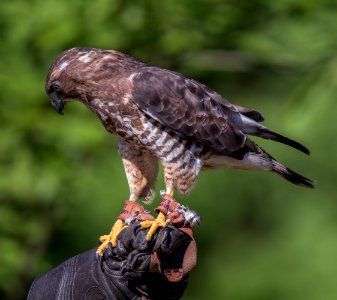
(51, 93, 64, 115)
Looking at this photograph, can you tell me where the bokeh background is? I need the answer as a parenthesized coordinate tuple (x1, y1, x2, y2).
(1, 0, 337, 299)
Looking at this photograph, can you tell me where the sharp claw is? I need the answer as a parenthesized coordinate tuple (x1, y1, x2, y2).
(99, 235, 109, 243)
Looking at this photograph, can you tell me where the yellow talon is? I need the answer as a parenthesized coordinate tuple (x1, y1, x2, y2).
(140, 220, 153, 229)
(141, 211, 169, 241)
(99, 235, 109, 243)
(97, 219, 127, 256)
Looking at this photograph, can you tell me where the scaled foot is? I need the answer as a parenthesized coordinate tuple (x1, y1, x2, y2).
(141, 211, 169, 241)
(97, 219, 126, 255)
(97, 200, 154, 256)
(141, 194, 201, 241)
(141, 194, 173, 241)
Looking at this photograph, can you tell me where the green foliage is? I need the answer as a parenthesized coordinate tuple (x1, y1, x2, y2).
(1, 0, 337, 299)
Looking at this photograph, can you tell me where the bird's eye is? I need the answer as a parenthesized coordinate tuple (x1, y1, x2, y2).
(53, 84, 62, 92)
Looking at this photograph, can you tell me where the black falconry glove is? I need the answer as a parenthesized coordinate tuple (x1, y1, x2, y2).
(27, 206, 199, 300)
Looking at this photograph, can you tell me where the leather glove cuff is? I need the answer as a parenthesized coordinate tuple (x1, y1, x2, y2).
(119, 200, 155, 223)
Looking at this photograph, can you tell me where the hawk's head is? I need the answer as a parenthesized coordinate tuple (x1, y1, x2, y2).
(46, 47, 127, 114)
(46, 48, 88, 114)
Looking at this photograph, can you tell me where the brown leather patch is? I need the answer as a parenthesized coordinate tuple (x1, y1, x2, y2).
(119, 200, 154, 222)
(163, 268, 184, 282)
(150, 252, 161, 273)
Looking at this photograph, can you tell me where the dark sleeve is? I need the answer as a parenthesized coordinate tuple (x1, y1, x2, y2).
(27, 224, 193, 300)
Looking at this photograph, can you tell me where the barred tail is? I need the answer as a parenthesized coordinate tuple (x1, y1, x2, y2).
(272, 160, 314, 188)
(254, 128, 310, 155)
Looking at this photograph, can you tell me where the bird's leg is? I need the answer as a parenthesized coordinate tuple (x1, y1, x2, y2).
(97, 197, 154, 256)
(141, 188, 173, 241)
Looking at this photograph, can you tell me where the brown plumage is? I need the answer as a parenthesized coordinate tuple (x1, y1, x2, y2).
(46, 47, 313, 203)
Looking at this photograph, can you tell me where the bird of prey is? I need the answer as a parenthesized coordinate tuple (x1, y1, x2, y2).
(46, 47, 313, 254)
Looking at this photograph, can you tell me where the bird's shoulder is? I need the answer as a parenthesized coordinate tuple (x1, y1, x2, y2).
(133, 66, 264, 122)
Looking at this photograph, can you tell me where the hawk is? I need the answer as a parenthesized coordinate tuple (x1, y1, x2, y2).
(46, 48, 313, 254)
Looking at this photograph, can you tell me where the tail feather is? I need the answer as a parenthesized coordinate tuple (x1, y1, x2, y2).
(254, 128, 310, 155)
(272, 160, 314, 188)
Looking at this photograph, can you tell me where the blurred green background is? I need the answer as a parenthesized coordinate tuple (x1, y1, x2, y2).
(1, 0, 336, 299)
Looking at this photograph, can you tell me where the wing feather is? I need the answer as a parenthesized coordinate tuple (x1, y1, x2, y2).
(132, 67, 248, 153)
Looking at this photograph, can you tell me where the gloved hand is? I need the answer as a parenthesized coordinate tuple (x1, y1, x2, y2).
(28, 220, 198, 300)
(102, 220, 197, 299)
(106, 196, 199, 283)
